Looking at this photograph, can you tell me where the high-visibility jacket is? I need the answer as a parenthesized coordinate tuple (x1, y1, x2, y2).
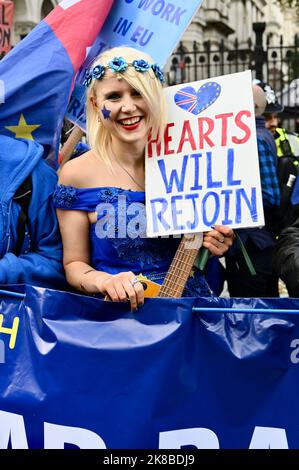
(274, 128, 299, 234)
(275, 127, 299, 158)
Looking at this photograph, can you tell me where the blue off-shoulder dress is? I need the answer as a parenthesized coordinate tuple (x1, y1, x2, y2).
(53, 185, 213, 297)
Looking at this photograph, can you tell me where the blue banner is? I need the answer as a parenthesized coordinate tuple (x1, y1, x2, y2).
(1, 285, 299, 449)
(66, 0, 203, 130)
(97, 0, 202, 65)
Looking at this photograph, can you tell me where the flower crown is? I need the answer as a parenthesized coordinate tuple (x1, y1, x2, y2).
(83, 56, 165, 87)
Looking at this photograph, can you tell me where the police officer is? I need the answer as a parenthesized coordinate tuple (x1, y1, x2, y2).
(254, 80, 299, 158)
(254, 80, 299, 232)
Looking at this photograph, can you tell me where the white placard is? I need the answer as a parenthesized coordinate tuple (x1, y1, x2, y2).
(146, 70, 264, 237)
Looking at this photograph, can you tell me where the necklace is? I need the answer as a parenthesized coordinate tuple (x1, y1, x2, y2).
(111, 150, 145, 191)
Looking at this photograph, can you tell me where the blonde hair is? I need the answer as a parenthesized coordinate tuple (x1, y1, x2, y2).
(86, 46, 167, 167)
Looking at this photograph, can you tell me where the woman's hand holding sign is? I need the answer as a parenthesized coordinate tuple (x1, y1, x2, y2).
(202, 225, 235, 256)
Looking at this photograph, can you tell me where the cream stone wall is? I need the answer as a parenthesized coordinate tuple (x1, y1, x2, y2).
(12, 0, 58, 43)
(10, 0, 297, 48)
(180, 0, 297, 48)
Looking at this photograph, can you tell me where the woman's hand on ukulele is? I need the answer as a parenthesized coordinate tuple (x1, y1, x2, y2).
(101, 271, 144, 312)
(202, 225, 235, 256)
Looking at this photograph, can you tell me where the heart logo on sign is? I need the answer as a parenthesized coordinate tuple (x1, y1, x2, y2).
(174, 82, 221, 115)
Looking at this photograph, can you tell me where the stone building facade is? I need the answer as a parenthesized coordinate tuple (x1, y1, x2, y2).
(10, 0, 297, 49)
(12, 0, 56, 42)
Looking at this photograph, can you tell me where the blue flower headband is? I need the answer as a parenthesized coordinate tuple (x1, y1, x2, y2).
(83, 56, 165, 87)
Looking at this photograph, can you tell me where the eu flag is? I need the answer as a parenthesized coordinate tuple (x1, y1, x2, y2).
(0, 0, 114, 166)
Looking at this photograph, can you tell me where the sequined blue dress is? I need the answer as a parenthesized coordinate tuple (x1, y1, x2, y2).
(53, 185, 213, 297)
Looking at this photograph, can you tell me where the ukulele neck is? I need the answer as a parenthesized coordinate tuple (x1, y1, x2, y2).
(158, 233, 203, 298)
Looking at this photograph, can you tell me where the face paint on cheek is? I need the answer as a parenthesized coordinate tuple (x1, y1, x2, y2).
(101, 105, 111, 120)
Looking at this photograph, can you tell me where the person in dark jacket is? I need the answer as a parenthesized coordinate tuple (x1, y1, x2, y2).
(257, 80, 299, 233)
(273, 213, 299, 296)
(225, 84, 281, 297)
(0, 135, 65, 288)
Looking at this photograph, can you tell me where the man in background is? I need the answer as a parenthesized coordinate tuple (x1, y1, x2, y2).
(256, 80, 299, 232)
(225, 84, 281, 297)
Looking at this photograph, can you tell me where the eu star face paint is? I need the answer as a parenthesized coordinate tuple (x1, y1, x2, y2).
(101, 105, 111, 120)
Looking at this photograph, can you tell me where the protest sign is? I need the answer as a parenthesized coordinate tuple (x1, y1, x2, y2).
(145, 70, 264, 237)
(96, 0, 202, 65)
(0, 0, 13, 54)
(66, 0, 203, 130)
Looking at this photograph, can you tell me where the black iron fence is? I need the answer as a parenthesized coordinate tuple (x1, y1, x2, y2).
(168, 23, 299, 132)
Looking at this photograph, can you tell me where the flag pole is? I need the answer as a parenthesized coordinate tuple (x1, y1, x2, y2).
(58, 125, 84, 172)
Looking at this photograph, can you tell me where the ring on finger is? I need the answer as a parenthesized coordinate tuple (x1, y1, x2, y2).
(219, 237, 225, 243)
(130, 276, 141, 287)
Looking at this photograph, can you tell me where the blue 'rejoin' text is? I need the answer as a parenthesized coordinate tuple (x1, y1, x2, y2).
(150, 188, 257, 233)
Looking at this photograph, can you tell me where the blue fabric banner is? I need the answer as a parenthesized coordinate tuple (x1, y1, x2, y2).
(0, 285, 299, 449)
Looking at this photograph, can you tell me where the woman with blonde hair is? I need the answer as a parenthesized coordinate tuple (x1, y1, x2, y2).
(54, 46, 234, 311)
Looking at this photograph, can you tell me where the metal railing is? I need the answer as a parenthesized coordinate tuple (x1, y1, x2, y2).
(168, 24, 299, 132)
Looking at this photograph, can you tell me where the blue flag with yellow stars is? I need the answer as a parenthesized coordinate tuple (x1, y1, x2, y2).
(0, 0, 114, 167)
